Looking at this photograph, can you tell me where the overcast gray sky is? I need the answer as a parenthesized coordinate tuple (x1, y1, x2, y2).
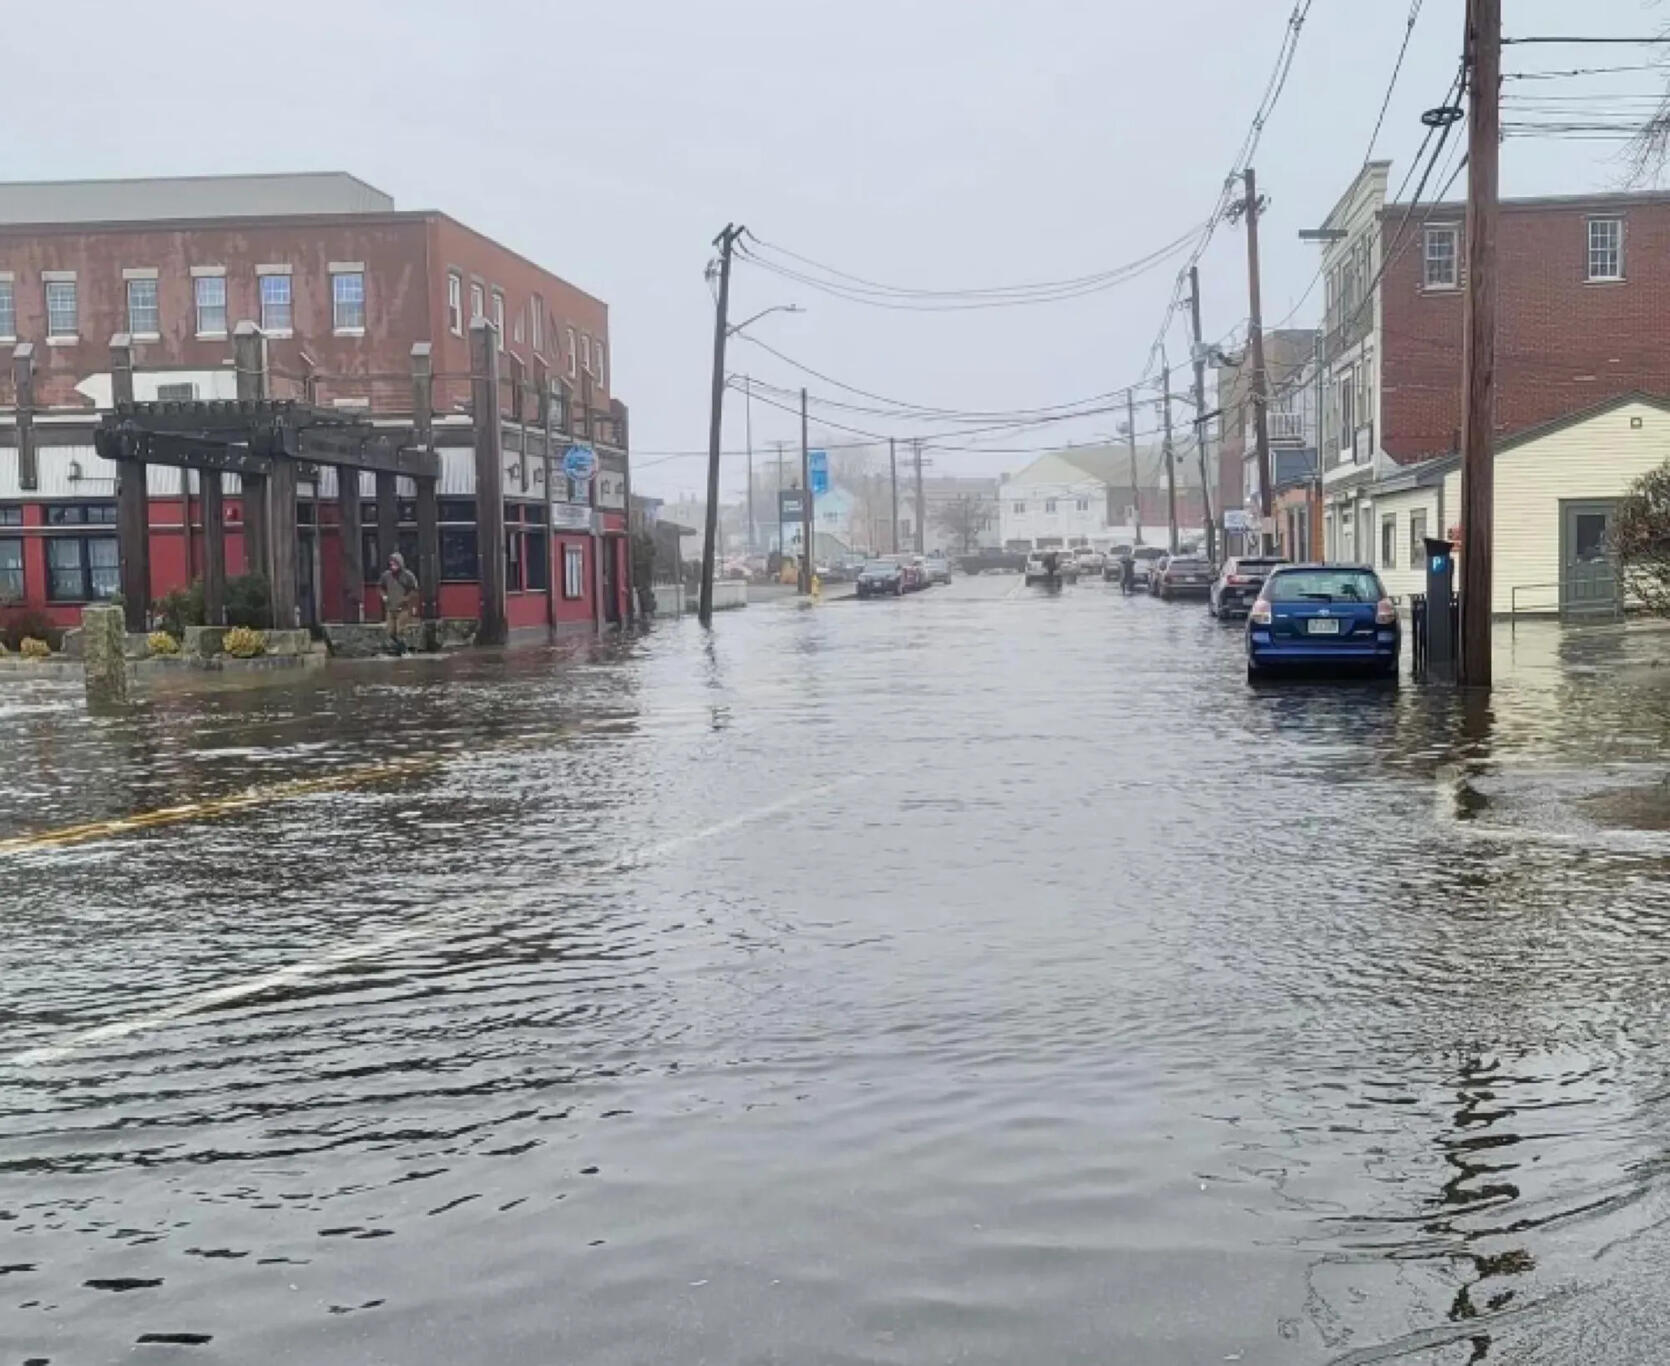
(8, 0, 1662, 498)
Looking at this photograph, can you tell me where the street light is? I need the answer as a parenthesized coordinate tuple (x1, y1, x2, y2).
(728, 303, 804, 337)
(727, 304, 806, 552)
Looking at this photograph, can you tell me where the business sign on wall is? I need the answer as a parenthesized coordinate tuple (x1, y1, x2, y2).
(779, 489, 807, 521)
(563, 445, 598, 483)
(551, 502, 593, 531)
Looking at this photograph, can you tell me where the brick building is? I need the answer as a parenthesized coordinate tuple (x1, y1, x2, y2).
(0, 173, 631, 635)
(1303, 163, 1670, 564)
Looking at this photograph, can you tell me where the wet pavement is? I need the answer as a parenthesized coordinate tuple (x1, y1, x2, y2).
(7, 575, 1670, 1363)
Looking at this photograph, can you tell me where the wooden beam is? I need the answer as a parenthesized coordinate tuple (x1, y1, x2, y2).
(338, 467, 363, 623)
(110, 338, 149, 632)
(472, 320, 508, 645)
(202, 473, 226, 626)
(100, 429, 275, 477)
(375, 470, 398, 609)
(13, 345, 35, 491)
(268, 456, 298, 629)
(234, 323, 270, 605)
(293, 426, 439, 478)
(412, 343, 439, 620)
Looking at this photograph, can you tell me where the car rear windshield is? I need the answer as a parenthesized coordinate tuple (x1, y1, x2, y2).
(862, 562, 897, 572)
(1134, 548, 1166, 560)
(1235, 559, 1284, 573)
(1265, 569, 1382, 603)
(1168, 559, 1207, 570)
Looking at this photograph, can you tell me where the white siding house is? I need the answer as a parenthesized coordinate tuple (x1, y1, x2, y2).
(1365, 469, 1448, 603)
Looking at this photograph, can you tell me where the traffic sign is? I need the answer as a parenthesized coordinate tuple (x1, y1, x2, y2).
(809, 449, 829, 495)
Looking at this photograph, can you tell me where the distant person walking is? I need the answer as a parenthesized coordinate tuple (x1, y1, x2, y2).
(1119, 551, 1136, 595)
(379, 552, 418, 653)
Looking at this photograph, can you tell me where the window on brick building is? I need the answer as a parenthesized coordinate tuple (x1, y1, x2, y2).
(470, 282, 485, 323)
(1588, 217, 1623, 281)
(194, 275, 226, 337)
(0, 278, 13, 340)
(531, 293, 544, 353)
(492, 291, 505, 349)
(448, 273, 464, 335)
(1423, 225, 1458, 290)
(126, 278, 160, 337)
(581, 334, 592, 376)
(566, 326, 578, 378)
(513, 303, 525, 345)
(332, 270, 366, 332)
(259, 274, 293, 334)
(595, 340, 605, 388)
(46, 277, 78, 339)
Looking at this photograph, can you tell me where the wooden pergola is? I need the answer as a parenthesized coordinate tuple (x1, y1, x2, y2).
(92, 324, 440, 632)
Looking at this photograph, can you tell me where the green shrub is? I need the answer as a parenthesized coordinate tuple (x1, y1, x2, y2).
(224, 573, 270, 629)
(223, 625, 266, 658)
(153, 582, 205, 639)
(147, 630, 181, 656)
(1, 607, 62, 653)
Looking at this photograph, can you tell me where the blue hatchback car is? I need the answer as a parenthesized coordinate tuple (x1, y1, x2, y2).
(1245, 564, 1399, 682)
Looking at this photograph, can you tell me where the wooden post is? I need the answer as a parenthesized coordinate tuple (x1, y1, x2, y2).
(412, 343, 439, 621)
(509, 352, 529, 494)
(13, 344, 35, 492)
(1161, 361, 1178, 554)
(110, 336, 149, 631)
(1459, 0, 1499, 689)
(1242, 168, 1275, 554)
(471, 319, 508, 645)
(202, 472, 226, 625)
(337, 466, 363, 623)
(234, 323, 269, 615)
(375, 471, 398, 611)
(269, 457, 299, 628)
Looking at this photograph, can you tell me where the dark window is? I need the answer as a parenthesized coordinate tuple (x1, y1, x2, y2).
(296, 501, 317, 526)
(438, 499, 476, 523)
(0, 505, 22, 526)
(1408, 509, 1427, 567)
(398, 499, 417, 524)
(1574, 512, 1609, 562)
(525, 531, 549, 590)
(47, 502, 117, 525)
(1381, 514, 1396, 569)
(362, 530, 380, 585)
(46, 535, 119, 602)
(524, 503, 548, 525)
(441, 527, 478, 581)
(0, 537, 22, 601)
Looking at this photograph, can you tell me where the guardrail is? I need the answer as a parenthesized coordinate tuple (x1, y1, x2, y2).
(1509, 578, 1623, 634)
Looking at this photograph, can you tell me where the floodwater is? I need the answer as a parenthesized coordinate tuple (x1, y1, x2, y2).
(7, 577, 1670, 1364)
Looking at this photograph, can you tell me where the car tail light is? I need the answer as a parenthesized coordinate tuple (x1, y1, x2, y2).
(1226, 574, 1247, 586)
(1375, 597, 1397, 625)
(1249, 598, 1273, 626)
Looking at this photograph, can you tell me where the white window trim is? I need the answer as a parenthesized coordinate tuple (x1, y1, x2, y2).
(448, 272, 465, 336)
(330, 269, 366, 336)
(326, 260, 365, 274)
(41, 269, 76, 283)
(189, 264, 226, 278)
(1422, 225, 1460, 292)
(122, 266, 159, 281)
(1587, 217, 1625, 283)
(492, 291, 506, 350)
(46, 336, 80, 347)
(0, 270, 13, 341)
(125, 276, 161, 341)
(255, 263, 293, 277)
(193, 274, 228, 340)
(259, 273, 294, 339)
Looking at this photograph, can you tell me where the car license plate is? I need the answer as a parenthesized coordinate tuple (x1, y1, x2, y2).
(1308, 618, 1341, 635)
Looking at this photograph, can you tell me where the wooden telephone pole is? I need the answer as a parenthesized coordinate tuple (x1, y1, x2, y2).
(1459, 0, 1499, 688)
(1161, 363, 1178, 553)
(889, 437, 900, 553)
(1241, 169, 1275, 553)
(1187, 266, 1216, 564)
(700, 223, 743, 627)
(913, 440, 926, 553)
(1126, 389, 1143, 545)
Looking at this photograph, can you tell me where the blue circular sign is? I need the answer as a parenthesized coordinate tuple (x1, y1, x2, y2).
(563, 444, 597, 483)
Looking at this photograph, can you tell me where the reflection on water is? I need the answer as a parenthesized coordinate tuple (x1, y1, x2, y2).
(6, 596, 1670, 1362)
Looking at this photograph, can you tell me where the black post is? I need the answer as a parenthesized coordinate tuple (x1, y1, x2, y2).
(799, 387, 812, 593)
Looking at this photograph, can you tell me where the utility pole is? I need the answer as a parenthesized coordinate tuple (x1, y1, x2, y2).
(1161, 362, 1179, 553)
(889, 437, 900, 553)
(1126, 388, 1143, 546)
(1241, 169, 1275, 554)
(1459, 0, 1499, 689)
(799, 387, 813, 593)
(774, 440, 787, 558)
(1187, 265, 1216, 563)
(912, 440, 926, 553)
(700, 223, 743, 627)
(744, 372, 755, 554)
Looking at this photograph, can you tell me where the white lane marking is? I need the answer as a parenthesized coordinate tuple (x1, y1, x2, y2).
(7, 771, 876, 1068)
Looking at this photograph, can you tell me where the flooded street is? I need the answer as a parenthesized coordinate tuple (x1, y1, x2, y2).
(10, 576, 1670, 1364)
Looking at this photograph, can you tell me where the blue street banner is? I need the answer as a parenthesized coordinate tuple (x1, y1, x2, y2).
(563, 445, 598, 483)
(809, 449, 829, 495)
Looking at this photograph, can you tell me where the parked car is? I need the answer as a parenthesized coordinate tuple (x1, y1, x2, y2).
(1209, 556, 1287, 619)
(1024, 549, 1079, 586)
(921, 554, 953, 586)
(1155, 556, 1213, 600)
(1246, 564, 1400, 682)
(960, 547, 1028, 575)
(856, 560, 906, 597)
(1073, 547, 1106, 573)
(1129, 545, 1168, 587)
(885, 555, 929, 591)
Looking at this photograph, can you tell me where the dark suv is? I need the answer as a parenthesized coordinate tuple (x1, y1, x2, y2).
(1209, 556, 1287, 619)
